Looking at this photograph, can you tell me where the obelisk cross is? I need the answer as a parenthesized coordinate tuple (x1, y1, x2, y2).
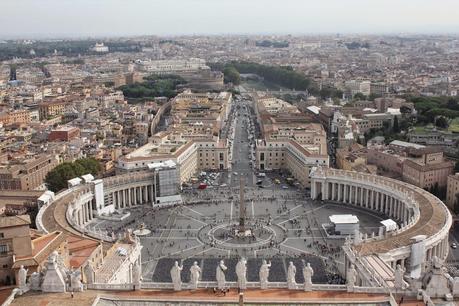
(239, 177, 246, 232)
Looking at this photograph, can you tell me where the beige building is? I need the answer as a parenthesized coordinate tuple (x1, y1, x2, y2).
(117, 138, 229, 184)
(117, 90, 231, 184)
(335, 144, 377, 174)
(366, 148, 404, 176)
(172, 90, 232, 135)
(0, 215, 32, 285)
(256, 139, 328, 187)
(38, 101, 68, 120)
(402, 148, 454, 190)
(0, 154, 60, 190)
(0, 213, 104, 286)
(0, 110, 31, 126)
(253, 93, 329, 187)
(446, 173, 459, 210)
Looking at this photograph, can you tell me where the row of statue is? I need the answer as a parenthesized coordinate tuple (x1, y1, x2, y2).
(170, 258, 316, 291)
(17, 251, 84, 294)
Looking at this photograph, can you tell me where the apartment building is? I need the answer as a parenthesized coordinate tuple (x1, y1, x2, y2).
(38, 101, 68, 120)
(172, 90, 232, 134)
(402, 149, 454, 190)
(0, 154, 60, 190)
(446, 173, 459, 210)
(344, 80, 371, 96)
(256, 139, 329, 187)
(117, 138, 228, 184)
(253, 93, 329, 187)
(0, 215, 33, 285)
(0, 110, 31, 126)
(48, 126, 81, 142)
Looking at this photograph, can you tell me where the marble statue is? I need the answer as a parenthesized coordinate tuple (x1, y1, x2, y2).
(18, 265, 28, 290)
(394, 264, 404, 289)
(236, 258, 247, 289)
(424, 256, 451, 298)
(303, 262, 314, 291)
(216, 260, 227, 290)
(259, 260, 271, 289)
(170, 261, 183, 291)
(84, 264, 94, 285)
(70, 269, 83, 292)
(189, 261, 201, 290)
(132, 261, 142, 289)
(347, 264, 357, 290)
(287, 261, 296, 289)
(29, 272, 41, 291)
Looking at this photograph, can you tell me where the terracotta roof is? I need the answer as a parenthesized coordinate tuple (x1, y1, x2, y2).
(67, 235, 100, 269)
(13, 231, 65, 269)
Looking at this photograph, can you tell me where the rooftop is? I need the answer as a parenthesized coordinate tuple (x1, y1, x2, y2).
(9, 288, 392, 306)
(0, 215, 31, 228)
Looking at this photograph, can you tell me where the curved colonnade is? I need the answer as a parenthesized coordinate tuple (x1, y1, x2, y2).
(49, 171, 157, 238)
(38, 166, 452, 282)
(310, 167, 451, 270)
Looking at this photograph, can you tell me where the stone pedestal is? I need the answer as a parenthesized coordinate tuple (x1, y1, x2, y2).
(42, 253, 66, 293)
(287, 281, 296, 290)
(260, 280, 268, 290)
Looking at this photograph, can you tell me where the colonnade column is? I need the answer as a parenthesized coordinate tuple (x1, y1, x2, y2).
(150, 185, 155, 205)
(344, 185, 348, 203)
(365, 188, 370, 208)
(369, 190, 373, 209)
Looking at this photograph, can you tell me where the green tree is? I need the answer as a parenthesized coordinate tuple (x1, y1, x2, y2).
(353, 93, 366, 101)
(455, 161, 459, 172)
(75, 158, 101, 175)
(393, 116, 400, 133)
(435, 116, 449, 129)
(118, 74, 186, 100)
(430, 183, 440, 197)
(368, 93, 381, 101)
(45, 158, 101, 192)
(222, 61, 313, 91)
(223, 66, 240, 85)
(455, 194, 459, 215)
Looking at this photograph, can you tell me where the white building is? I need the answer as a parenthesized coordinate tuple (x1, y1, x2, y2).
(92, 43, 109, 53)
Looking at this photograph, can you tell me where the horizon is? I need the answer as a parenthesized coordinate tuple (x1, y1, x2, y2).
(1, 0, 459, 39)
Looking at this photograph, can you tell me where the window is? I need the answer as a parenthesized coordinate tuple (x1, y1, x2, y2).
(0, 245, 8, 254)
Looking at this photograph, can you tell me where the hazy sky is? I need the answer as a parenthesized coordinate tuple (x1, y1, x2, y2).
(1, 0, 459, 38)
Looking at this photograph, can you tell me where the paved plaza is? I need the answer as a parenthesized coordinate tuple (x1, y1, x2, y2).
(88, 187, 386, 284)
(86, 98, 387, 284)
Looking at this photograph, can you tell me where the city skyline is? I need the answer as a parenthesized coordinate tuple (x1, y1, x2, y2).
(1, 0, 459, 38)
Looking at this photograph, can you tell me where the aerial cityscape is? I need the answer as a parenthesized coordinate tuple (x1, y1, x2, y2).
(1, 1, 459, 305)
